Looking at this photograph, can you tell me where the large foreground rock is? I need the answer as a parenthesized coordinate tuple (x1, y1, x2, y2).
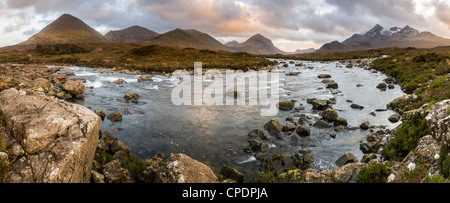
(0, 88, 101, 183)
(425, 100, 450, 148)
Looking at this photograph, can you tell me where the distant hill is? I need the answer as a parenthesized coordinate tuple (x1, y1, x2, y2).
(105, 26, 159, 43)
(319, 24, 450, 52)
(293, 48, 316, 54)
(224, 40, 240, 47)
(21, 14, 111, 45)
(229, 34, 285, 55)
(146, 28, 232, 51)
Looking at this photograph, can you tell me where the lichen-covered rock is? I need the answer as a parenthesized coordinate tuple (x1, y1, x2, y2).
(425, 100, 450, 148)
(296, 126, 311, 137)
(264, 119, 282, 135)
(124, 93, 140, 104)
(31, 78, 51, 89)
(62, 80, 85, 98)
(278, 101, 295, 110)
(0, 88, 101, 183)
(322, 109, 338, 121)
(51, 73, 67, 86)
(154, 153, 218, 183)
(107, 112, 123, 122)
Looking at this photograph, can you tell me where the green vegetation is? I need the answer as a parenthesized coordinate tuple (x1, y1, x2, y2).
(122, 154, 150, 183)
(382, 114, 430, 161)
(357, 162, 391, 183)
(438, 144, 450, 178)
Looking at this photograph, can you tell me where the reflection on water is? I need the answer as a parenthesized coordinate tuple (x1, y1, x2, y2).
(59, 59, 404, 182)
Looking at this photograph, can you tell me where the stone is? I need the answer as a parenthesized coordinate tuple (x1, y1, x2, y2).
(425, 100, 450, 148)
(360, 121, 371, 130)
(112, 79, 127, 84)
(388, 113, 401, 123)
(282, 123, 296, 132)
(138, 75, 154, 82)
(91, 170, 105, 183)
(351, 103, 364, 110)
(107, 112, 123, 122)
(154, 153, 218, 183)
(312, 99, 329, 111)
(322, 109, 339, 121)
(96, 110, 106, 121)
(388, 84, 395, 89)
(0, 88, 101, 183)
(298, 115, 309, 125)
(51, 73, 67, 86)
(248, 139, 262, 150)
(264, 119, 282, 135)
(110, 140, 131, 154)
(103, 159, 134, 183)
(296, 126, 311, 137)
(124, 93, 140, 104)
(318, 74, 332, 79)
(361, 153, 378, 163)
(65, 71, 76, 76)
(313, 120, 331, 129)
(31, 78, 51, 89)
(325, 82, 339, 89)
(335, 153, 359, 167)
(376, 83, 387, 91)
(62, 80, 85, 98)
(334, 125, 345, 132)
(220, 165, 244, 183)
(334, 117, 348, 126)
(278, 101, 295, 110)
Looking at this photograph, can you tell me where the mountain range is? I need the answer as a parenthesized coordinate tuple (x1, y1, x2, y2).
(319, 24, 450, 52)
(15, 14, 450, 55)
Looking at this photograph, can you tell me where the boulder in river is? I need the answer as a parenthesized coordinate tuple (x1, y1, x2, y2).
(360, 121, 371, 130)
(335, 153, 359, 167)
(325, 82, 339, 89)
(313, 120, 331, 129)
(112, 79, 127, 84)
(322, 109, 339, 121)
(388, 113, 401, 123)
(376, 83, 387, 91)
(138, 75, 154, 82)
(96, 110, 106, 121)
(334, 117, 348, 126)
(107, 112, 123, 122)
(312, 99, 330, 111)
(278, 101, 295, 110)
(318, 74, 332, 79)
(296, 126, 311, 137)
(124, 93, 140, 104)
(350, 103, 364, 110)
(264, 119, 282, 135)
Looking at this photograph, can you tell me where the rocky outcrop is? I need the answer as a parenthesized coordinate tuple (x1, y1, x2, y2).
(153, 153, 218, 183)
(425, 100, 450, 148)
(0, 88, 101, 183)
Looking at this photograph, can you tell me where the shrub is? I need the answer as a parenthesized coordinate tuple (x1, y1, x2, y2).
(357, 162, 391, 183)
(438, 144, 450, 178)
(382, 114, 430, 161)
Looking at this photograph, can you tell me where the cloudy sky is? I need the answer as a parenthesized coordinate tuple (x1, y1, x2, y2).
(0, 0, 449, 51)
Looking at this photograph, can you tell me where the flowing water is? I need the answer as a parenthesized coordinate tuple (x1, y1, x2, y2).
(54, 58, 404, 182)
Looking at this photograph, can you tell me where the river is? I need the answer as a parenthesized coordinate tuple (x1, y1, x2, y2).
(54, 58, 404, 182)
